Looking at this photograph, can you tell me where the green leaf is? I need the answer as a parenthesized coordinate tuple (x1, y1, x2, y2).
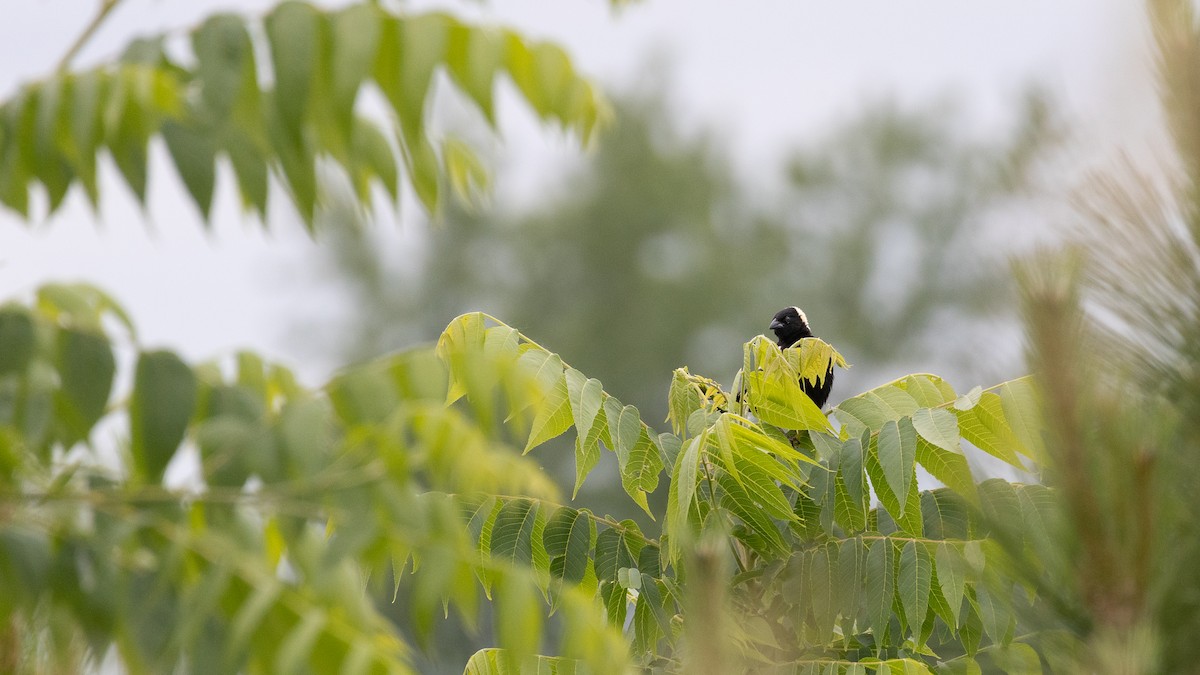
(464, 650, 582, 675)
(899, 374, 956, 407)
(997, 377, 1044, 464)
(834, 435, 868, 532)
(446, 24, 502, 124)
(105, 67, 161, 204)
(593, 525, 638, 584)
(897, 541, 932, 637)
(36, 283, 134, 336)
(32, 78, 70, 213)
(979, 479, 1023, 548)
(265, 2, 318, 135)
(718, 468, 788, 559)
(865, 538, 896, 643)
(809, 544, 837, 640)
(277, 399, 331, 477)
(743, 336, 836, 432)
(130, 350, 197, 482)
(327, 363, 398, 426)
(491, 499, 540, 567)
(722, 431, 801, 519)
(405, 132, 441, 215)
(834, 384, 920, 437)
(911, 408, 959, 453)
(565, 368, 602, 446)
(349, 118, 397, 201)
(935, 543, 967, 628)
(398, 13, 449, 138)
(54, 328, 115, 444)
(877, 420, 915, 515)
(955, 392, 1027, 470)
(192, 14, 252, 122)
(543, 507, 593, 586)
(525, 372, 572, 453)
(196, 417, 263, 487)
(162, 121, 217, 219)
(328, 4, 380, 141)
(224, 130, 268, 215)
(954, 385, 983, 411)
(0, 309, 35, 375)
(667, 368, 702, 436)
(443, 137, 490, 204)
(836, 537, 866, 634)
(973, 584, 1012, 646)
(921, 489, 971, 541)
(987, 642, 1042, 674)
(605, 399, 641, 466)
(885, 659, 935, 675)
(914, 434, 978, 505)
(619, 427, 663, 517)
(666, 435, 703, 561)
(58, 73, 99, 207)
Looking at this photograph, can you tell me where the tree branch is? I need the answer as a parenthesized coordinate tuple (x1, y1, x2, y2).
(55, 0, 123, 73)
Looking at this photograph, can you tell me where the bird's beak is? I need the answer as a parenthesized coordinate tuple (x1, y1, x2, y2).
(769, 318, 784, 331)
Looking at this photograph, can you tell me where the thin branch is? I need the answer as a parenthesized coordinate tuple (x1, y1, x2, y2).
(56, 0, 123, 73)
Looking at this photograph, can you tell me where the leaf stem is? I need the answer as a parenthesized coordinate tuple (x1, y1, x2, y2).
(56, 0, 123, 73)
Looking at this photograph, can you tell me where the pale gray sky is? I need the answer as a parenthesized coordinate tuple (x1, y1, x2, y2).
(0, 0, 1156, 380)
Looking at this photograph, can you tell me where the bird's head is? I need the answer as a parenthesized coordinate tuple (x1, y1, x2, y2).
(769, 306, 814, 347)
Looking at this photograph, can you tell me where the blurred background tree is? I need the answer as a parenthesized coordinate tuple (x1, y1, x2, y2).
(303, 77, 1057, 499)
(307, 83, 1056, 420)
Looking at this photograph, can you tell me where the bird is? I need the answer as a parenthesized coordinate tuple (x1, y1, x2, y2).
(769, 306, 834, 409)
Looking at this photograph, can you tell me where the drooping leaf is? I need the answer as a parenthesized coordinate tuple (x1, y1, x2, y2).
(836, 537, 866, 634)
(192, 14, 253, 122)
(328, 4, 380, 143)
(897, 541, 932, 637)
(935, 543, 967, 628)
(865, 537, 896, 643)
(54, 328, 115, 444)
(162, 120, 217, 219)
(833, 440, 868, 533)
(265, 2, 318, 136)
(446, 24, 502, 125)
(130, 350, 197, 482)
(876, 419, 916, 515)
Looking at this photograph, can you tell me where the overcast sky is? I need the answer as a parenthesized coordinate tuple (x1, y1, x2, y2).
(0, 0, 1157, 381)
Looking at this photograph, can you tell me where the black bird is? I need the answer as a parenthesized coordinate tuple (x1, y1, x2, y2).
(769, 306, 834, 409)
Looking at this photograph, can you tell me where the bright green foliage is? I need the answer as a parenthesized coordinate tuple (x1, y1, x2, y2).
(430, 312, 1061, 672)
(0, 2, 609, 225)
(0, 283, 1101, 673)
(0, 287, 628, 675)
